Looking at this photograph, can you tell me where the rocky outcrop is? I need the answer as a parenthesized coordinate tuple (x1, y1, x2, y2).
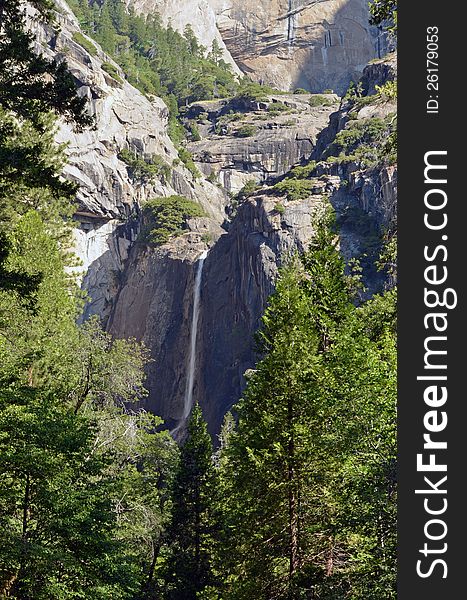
(186, 93, 340, 193)
(359, 52, 397, 95)
(198, 188, 329, 433)
(208, 0, 385, 93)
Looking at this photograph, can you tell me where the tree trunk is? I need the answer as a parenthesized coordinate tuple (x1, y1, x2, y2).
(195, 482, 201, 585)
(287, 395, 299, 579)
(12, 472, 31, 596)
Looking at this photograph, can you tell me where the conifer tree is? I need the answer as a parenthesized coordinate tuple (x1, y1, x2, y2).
(220, 206, 396, 599)
(163, 404, 220, 599)
(0, 0, 91, 129)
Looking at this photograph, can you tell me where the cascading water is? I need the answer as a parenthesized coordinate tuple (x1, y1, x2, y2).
(287, 0, 296, 49)
(171, 250, 208, 438)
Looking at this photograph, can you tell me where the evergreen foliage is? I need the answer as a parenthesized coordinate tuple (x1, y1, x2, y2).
(217, 207, 396, 598)
(325, 116, 397, 167)
(273, 178, 315, 200)
(142, 196, 205, 245)
(72, 31, 98, 56)
(0, 0, 91, 130)
(163, 404, 220, 599)
(119, 148, 172, 183)
(369, 0, 397, 34)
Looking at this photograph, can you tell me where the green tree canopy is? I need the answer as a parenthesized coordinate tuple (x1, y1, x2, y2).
(218, 206, 396, 599)
(0, 0, 91, 129)
(163, 404, 220, 599)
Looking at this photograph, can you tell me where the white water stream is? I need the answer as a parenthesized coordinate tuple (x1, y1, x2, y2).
(171, 250, 208, 437)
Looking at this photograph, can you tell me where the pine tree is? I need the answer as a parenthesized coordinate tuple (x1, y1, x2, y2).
(0, 0, 91, 129)
(220, 259, 327, 599)
(220, 206, 396, 599)
(208, 39, 223, 66)
(163, 404, 220, 599)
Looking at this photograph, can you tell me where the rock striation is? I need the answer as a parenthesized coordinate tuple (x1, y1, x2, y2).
(207, 0, 385, 94)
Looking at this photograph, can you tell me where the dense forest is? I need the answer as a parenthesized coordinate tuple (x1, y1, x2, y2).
(0, 0, 397, 598)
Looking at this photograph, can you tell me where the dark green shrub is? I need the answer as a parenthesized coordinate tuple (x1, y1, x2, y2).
(72, 32, 98, 57)
(325, 116, 396, 167)
(274, 202, 286, 215)
(237, 179, 258, 200)
(235, 124, 257, 138)
(119, 149, 171, 183)
(201, 232, 214, 244)
(178, 147, 201, 179)
(288, 161, 317, 179)
(233, 81, 272, 104)
(267, 102, 289, 114)
(101, 62, 124, 84)
(273, 179, 314, 200)
(187, 121, 201, 141)
(214, 112, 243, 135)
(142, 196, 206, 244)
(309, 94, 335, 108)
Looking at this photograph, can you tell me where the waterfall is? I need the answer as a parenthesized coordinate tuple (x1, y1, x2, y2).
(172, 250, 208, 437)
(287, 0, 297, 49)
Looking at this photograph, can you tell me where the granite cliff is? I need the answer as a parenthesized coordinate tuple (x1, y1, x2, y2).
(35, 0, 396, 435)
(30, 0, 227, 323)
(127, 0, 385, 94)
(109, 54, 397, 435)
(209, 0, 386, 93)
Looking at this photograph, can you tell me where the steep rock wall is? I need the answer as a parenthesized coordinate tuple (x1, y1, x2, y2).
(208, 0, 385, 93)
(31, 0, 226, 323)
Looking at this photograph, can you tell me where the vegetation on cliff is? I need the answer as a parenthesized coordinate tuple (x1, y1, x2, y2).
(141, 196, 206, 245)
(67, 0, 239, 142)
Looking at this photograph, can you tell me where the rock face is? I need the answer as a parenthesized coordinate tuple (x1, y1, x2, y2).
(108, 189, 327, 434)
(30, 0, 226, 322)
(208, 0, 385, 93)
(198, 189, 328, 433)
(126, 0, 384, 94)
(185, 93, 340, 193)
(107, 233, 218, 431)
